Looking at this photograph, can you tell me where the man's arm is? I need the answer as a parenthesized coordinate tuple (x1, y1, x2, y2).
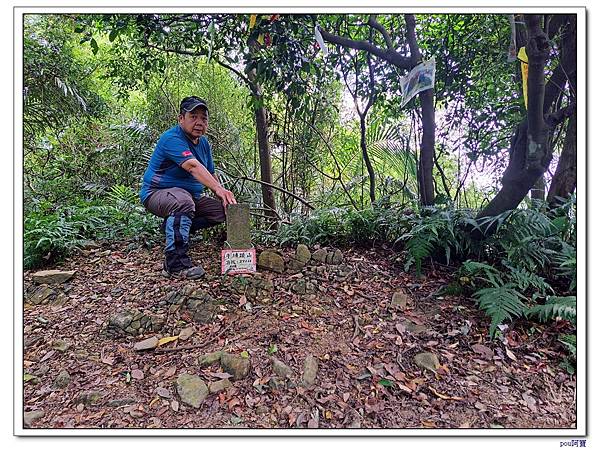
(181, 158, 237, 207)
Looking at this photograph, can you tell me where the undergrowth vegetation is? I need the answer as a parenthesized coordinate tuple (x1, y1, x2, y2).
(258, 197, 577, 362)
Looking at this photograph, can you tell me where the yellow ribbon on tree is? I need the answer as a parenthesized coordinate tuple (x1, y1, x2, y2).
(249, 14, 257, 30)
(518, 46, 529, 109)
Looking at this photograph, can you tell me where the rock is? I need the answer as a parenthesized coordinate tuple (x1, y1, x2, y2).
(226, 204, 252, 249)
(296, 244, 311, 264)
(198, 351, 224, 368)
(258, 250, 285, 273)
(156, 387, 172, 398)
(108, 310, 135, 330)
(414, 352, 440, 372)
(133, 336, 159, 351)
(291, 279, 307, 295)
(51, 340, 70, 352)
(391, 290, 409, 309)
(220, 353, 251, 381)
(176, 374, 208, 408)
(302, 355, 318, 386)
(52, 369, 71, 389)
(255, 405, 270, 415)
(178, 327, 194, 341)
(331, 249, 343, 265)
(209, 379, 233, 394)
(23, 410, 45, 428)
(398, 320, 429, 335)
(326, 252, 334, 265)
(27, 286, 56, 305)
(309, 306, 324, 317)
(312, 248, 328, 263)
(74, 390, 103, 406)
(186, 295, 219, 324)
(286, 258, 305, 273)
(272, 358, 292, 379)
(32, 270, 76, 284)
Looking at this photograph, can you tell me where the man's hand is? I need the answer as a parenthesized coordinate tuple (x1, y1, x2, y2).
(214, 186, 237, 208)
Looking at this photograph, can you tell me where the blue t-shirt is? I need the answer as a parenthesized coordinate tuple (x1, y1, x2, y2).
(140, 125, 215, 204)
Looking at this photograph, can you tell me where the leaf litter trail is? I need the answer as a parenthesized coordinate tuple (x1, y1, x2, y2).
(23, 240, 576, 429)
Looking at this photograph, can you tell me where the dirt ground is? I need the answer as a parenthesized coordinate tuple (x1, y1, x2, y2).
(22, 239, 577, 430)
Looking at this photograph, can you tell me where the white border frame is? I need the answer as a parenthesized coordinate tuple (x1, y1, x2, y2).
(13, 4, 587, 438)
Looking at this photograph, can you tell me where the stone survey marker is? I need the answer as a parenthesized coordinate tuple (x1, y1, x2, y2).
(221, 204, 256, 275)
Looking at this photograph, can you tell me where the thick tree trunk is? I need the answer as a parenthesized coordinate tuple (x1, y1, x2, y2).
(476, 15, 576, 229)
(530, 176, 546, 201)
(476, 121, 549, 221)
(475, 15, 557, 231)
(547, 112, 577, 207)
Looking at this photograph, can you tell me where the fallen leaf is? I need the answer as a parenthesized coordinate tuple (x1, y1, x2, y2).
(472, 344, 494, 359)
(149, 396, 160, 408)
(428, 386, 464, 401)
(505, 347, 517, 362)
(239, 295, 247, 306)
(158, 336, 179, 347)
(171, 400, 179, 412)
(164, 366, 177, 378)
(421, 419, 436, 428)
(101, 356, 115, 366)
(206, 372, 232, 380)
(39, 350, 56, 363)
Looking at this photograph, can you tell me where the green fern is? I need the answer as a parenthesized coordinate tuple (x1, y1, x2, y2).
(404, 234, 434, 276)
(108, 184, 138, 205)
(472, 284, 527, 337)
(526, 296, 576, 324)
(460, 260, 503, 287)
(558, 333, 576, 357)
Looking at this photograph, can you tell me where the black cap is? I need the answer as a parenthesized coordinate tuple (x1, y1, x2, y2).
(180, 96, 209, 114)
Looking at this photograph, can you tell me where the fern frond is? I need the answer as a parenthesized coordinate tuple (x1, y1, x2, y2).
(473, 284, 527, 337)
(558, 334, 576, 357)
(526, 296, 576, 324)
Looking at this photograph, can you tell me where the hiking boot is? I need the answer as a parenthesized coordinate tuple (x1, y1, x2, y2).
(161, 263, 206, 280)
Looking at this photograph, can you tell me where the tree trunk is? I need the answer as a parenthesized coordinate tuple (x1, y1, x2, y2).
(475, 15, 555, 230)
(405, 14, 435, 206)
(530, 175, 546, 201)
(418, 88, 436, 206)
(547, 111, 577, 207)
(253, 94, 277, 222)
(476, 15, 576, 231)
(359, 113, 376, 204)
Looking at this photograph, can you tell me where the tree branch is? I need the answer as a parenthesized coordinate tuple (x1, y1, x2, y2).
(318, 26, 412, 70)
(367, 15, 394, 50)
(546, 103, 576, 128)
(220, 169, 315, 210)
(144, 43, 257, 95)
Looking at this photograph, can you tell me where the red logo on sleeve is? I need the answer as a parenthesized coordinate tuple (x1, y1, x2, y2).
(182, 150, 192, 157)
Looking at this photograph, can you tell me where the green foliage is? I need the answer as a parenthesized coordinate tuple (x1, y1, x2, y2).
(24, 212, 87, 269)
(526, 296, 576, 324)
(24, 198, 161, 270)
(472, 284, 527, 338)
